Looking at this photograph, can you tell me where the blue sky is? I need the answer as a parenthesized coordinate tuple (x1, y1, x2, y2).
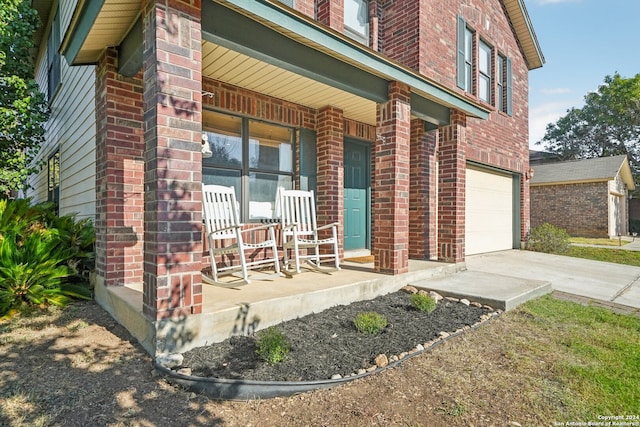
(526, 0, 640, 149)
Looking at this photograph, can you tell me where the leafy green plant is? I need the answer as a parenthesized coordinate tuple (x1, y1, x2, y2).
(410, 292, 437, 313)
(0, 232, 91, 317)
(0, 199, 95, 317)
(353, 311, 388, 335)
(255, 327, 290, 365)
(526, 223, 570, 254)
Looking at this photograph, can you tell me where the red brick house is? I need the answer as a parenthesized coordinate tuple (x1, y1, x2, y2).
(29, 0, 543, 354)
(530, 155, 635, 237)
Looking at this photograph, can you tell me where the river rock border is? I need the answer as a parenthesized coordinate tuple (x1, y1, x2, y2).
(154, 286, 501, 400)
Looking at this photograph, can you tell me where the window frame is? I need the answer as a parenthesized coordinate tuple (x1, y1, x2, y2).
(202, 109, 296, 222)
(344, 0, 370, 45)
(478, 40, 492, 104)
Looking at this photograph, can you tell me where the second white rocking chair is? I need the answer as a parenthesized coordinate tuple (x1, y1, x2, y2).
(278, 189, 340, 274)
(202, 184, 280, 284)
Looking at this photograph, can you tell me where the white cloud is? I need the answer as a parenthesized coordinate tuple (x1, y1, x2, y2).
(528, 100, 575, 148)
(540, 87, 571, 95)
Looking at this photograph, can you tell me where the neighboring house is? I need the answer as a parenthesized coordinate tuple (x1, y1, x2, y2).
(529, 149, 561, 166)
(530, 155, 635, 237)
(28, 0, 543, 354)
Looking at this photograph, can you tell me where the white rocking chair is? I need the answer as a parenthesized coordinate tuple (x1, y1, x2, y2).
(202, 184, 280, 284)
(278, 189, 340, 274)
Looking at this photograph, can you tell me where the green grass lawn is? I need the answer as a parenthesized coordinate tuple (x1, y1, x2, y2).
(569, 236, 630, 246)
(565, 246, 640, 266)
(519, 296, 640, 418)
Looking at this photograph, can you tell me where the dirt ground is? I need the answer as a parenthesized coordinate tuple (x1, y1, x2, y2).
(1, 298, 562, 426)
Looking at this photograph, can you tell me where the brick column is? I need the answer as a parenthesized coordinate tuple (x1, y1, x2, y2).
(142, 0, 203, 320)
(438, 110, 466, 263)
(373, 81, 410, 274)
(316, 0, 344, 32)
(409, 119, 438, 260)
(95, 48, 145, 288)
(316, 106, 344, 260)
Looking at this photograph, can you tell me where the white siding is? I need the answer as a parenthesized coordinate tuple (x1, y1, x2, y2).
(28, 0, 96, 219)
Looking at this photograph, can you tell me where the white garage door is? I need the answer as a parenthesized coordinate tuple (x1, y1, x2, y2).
(465, 166, 514, 255)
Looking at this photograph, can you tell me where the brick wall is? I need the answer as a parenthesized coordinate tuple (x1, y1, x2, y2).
(379, 0, 531, 247)
(531, 182, 609, 237)
(95, 48, 145, 288)
(316, 0, 344, 32)
(374, 81, 411, 274)
(409, 119, 438, 260)
(142, 0, 203, 320)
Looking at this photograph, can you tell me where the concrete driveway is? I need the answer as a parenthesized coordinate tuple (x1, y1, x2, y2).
(465, 250, 640, 309)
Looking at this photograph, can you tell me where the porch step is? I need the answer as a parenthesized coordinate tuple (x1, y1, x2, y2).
(412, 270, 552, 311)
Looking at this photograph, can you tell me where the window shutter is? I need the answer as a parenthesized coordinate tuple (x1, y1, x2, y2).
(506, 57, 513, 116)
(456, 16, 466, 89)
(278, 0, 294, 7)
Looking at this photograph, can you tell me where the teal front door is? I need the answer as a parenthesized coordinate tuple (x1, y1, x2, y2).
(344, 139, 370, 251)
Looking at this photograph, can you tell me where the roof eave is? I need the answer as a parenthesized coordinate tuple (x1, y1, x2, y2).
(503, 0, 545, 70)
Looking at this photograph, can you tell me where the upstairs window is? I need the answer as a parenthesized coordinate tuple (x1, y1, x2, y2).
(47, 7, 61, 102)
(478, 40, 492, 103)
(344, 0, 369, 45)
(202, 110, 294, 221)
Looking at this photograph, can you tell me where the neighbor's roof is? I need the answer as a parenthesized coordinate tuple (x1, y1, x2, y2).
(530, 155, 635, 190)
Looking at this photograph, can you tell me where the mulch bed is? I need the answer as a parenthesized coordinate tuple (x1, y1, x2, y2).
(180, 290, 495, 381)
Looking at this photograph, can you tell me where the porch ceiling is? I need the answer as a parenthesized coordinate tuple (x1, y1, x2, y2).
(60, 0, 491, 125)
(203, 43, 377, 125)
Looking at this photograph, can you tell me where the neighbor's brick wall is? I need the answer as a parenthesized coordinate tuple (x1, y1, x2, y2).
(531, 182, 609, 237)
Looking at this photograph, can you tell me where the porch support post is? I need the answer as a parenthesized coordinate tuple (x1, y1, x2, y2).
(94, 48, 145, 288)
(374, 81, 410, 274)
(409, 119, 438, 260)
(437, 110, 466, 263)
(316, 106, 344, 261)
(142, 0, 203, 320)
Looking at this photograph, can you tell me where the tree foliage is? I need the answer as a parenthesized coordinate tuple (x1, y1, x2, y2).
(0, 0, 49, 196)
(539, 73, 640, 179)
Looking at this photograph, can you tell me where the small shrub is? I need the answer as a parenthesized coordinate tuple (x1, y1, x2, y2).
(353, 311, 388, 335)
(0, 199, 94, 318)
(410, 293, 437, 313)
(526, 223, 570, 254)
(255, 327, 290, 365)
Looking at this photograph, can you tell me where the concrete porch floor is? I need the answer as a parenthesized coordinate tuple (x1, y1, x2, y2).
(95, 254, 551, 356)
